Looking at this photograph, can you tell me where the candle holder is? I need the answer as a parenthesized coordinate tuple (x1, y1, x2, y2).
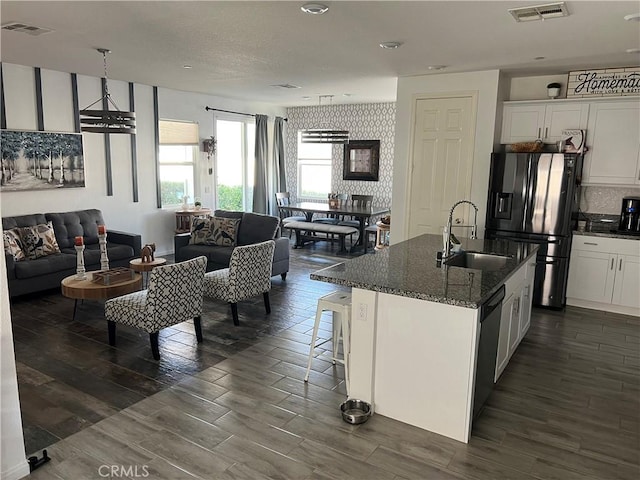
(75, 245, 86, 279)
(99, 233, 109, 270)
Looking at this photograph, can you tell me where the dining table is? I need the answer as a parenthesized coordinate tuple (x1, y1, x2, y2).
(279, 201, 390, 248)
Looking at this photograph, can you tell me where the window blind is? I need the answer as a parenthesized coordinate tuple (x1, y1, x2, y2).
(159, 120, 199, 145)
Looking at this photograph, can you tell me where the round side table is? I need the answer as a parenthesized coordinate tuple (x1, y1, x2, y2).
(129, 257, 167, 287)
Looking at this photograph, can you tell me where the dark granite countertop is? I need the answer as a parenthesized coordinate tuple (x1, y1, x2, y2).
(310, 234, 538, 309)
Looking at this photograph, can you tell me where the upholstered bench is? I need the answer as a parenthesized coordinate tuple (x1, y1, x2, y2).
(283, 221, 358, 253)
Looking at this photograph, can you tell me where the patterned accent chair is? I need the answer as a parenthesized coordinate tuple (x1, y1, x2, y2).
(104, 256, 207, 360)
(203, 240, 275, 326)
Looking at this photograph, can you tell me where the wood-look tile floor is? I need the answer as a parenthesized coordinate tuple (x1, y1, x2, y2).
(11, 239, 640, 479)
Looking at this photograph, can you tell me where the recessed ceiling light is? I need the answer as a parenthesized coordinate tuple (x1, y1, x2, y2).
(183, 65, 192, 69)
(623, 13, 640, 21)
(379, 41, 403, 49)
(534, 56, 546, 60)
(301, 3, 328, 15)
(626, 48, 640, 53)
(427, 65, 446, 70)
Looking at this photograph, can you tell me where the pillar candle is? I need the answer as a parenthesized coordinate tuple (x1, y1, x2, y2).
(74, 236, 84, 246)
(98, 225, 106, 235)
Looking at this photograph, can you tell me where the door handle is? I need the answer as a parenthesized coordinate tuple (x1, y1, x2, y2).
(611, 258, 615, 270)
(619, 258, 623, 271)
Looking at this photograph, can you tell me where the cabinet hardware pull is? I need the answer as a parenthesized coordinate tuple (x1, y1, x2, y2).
(584, 242, 598, 246)
(611, 258, 615, 270)
(544, 127, 548, 139)
(537, 127, 541, 139)
(619, 258, 623, 271)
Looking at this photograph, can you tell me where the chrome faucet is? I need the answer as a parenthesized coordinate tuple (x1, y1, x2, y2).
(443, 200, 479, 259)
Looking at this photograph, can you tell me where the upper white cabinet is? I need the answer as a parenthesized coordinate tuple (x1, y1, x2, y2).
(582, 100, 640, 185)
(501, 102, 589, 144)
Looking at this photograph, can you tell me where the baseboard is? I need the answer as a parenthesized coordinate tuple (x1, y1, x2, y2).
(2, 460, 30, 480)
(566, 298, 639, 317)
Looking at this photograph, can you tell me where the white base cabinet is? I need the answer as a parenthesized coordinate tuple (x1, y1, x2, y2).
(567, 236, 640, 316)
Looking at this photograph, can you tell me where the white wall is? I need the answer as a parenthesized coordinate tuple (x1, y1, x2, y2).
(391, 70, 502, 243)
(0, 221, 29, 480)
(0, 63, 286, 255)
(509, 74, 567, 101)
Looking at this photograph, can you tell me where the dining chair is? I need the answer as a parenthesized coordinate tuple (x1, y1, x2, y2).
(104, 256, 207, 360)
(275, 192, 305, 237)
(203, 240, 275, 326)
(314, 193, 348, 225)
(339, 194, 374, 228)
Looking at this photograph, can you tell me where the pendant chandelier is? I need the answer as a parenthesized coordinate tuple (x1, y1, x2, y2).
(301, 95, 349, 144)
(79, 48, 136, 134)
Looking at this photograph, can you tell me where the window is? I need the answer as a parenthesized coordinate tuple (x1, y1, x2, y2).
(158, 120, 198, 208)
(297, 131, 332, 199)
(215, 116, 255, 211)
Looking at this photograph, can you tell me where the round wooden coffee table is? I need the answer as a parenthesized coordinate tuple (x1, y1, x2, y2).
(129, 257, 167, 287)
(61, 271, 142, 320)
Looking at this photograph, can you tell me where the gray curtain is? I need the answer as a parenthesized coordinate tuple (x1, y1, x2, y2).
(274, 117, 287, 192)
(252, 114, 268, 213)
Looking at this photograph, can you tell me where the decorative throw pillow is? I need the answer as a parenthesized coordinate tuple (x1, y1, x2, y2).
(208, 217, 240, 246)
(20, 221, 61, 260)
(189, 217, 240, 247)
(190, 217, 213, 245)
(3, 228, 25, 262)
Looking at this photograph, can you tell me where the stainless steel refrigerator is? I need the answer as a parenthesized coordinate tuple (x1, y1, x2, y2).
(485, 152, 583, 308)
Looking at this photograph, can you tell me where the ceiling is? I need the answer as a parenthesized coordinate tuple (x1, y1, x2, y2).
(1, 1, 639, 107)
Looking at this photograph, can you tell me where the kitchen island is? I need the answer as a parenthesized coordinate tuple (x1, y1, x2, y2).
(311, 234, 538, 443)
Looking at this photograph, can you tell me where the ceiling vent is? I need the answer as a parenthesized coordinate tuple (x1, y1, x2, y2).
(2, 22, 53, 36)
(271, 84, 301, 89)
(508, 2, 569, 22)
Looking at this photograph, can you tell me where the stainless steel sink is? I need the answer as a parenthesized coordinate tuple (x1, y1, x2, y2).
(444, 251, 512, 271)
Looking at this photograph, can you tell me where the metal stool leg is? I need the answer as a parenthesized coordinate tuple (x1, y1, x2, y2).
(332, 311, 342, 365)
(341, 307, 351, 396)
(304, 303, 324, 382)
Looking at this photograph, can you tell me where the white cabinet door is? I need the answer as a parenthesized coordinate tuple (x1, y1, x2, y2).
(612, 254, 640, 310)
(520, 259, 536, 337)
(543, 103, 589, 142)
(584, 101, 640, 185)
(501, 104, 546, 143)
(567, 250, 616, 303)
(501, 102, 589, 144)
(508, 294, 521, 357)
(495, 293, 514, 381)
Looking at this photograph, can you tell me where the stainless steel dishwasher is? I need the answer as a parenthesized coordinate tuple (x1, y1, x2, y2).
(472, 285, 505, 419)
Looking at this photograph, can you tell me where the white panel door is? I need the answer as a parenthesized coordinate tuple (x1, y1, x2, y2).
(408, 96, 475, 239)
(566, 250, 616, 304)
(612, 254, 640, 310)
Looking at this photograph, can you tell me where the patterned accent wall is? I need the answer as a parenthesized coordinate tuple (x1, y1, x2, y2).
(285, 102, 396, 206)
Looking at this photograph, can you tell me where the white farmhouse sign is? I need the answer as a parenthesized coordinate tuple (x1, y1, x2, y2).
(567, 67, 640, 98)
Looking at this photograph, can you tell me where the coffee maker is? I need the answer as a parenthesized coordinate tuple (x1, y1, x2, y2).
(619, 196, 640, 234)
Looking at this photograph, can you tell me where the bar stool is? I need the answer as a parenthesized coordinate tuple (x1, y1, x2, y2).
(304, 291, 352, 395)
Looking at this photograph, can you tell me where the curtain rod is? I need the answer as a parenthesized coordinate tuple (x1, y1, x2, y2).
(204, 106, 287, 121)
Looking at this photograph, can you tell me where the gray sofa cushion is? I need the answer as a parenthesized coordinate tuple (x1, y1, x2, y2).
(14, 253, 76, 279)
(46, 209, 105, 248)
(60, 244, 135, 264)
(2, 213, 47, 230)
(237, 212, 279, 246)
(178, 244, 234, 267)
